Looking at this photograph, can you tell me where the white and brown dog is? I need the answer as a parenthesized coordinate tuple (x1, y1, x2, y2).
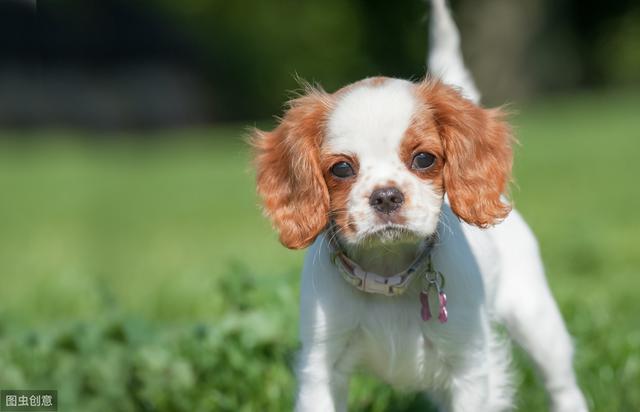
(253, 1, 588, 411)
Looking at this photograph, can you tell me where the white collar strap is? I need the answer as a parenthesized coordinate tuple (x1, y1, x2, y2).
(327, 226, 437, 297)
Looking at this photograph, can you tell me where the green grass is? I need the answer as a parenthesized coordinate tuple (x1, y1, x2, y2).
(1, 89, 639, 411)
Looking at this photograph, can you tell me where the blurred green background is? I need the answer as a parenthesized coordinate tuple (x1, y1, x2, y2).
(1, 0, 639, 411)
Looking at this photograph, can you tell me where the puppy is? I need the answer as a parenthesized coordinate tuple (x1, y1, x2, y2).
(253, 1, 588, 411)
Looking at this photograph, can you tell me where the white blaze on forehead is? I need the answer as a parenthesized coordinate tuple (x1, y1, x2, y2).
(325, 78, 417, 158)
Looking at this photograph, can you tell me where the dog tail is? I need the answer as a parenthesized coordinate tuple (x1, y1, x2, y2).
(428, 0, 481, 104)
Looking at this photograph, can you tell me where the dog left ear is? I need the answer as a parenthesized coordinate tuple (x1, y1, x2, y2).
(251, 88, 333, 249)
(418, 79, 513, 227)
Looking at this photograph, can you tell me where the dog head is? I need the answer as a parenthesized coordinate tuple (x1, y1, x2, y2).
(253, 77, 513, 249)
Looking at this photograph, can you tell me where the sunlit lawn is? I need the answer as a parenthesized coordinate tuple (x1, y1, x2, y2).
(0, 89, 639, 411)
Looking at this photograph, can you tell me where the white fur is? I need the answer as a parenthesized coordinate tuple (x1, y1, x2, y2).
(292, 1, 588, 411)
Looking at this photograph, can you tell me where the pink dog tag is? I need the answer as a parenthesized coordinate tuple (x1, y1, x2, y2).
(437, 291, 448, 323)
(420, 291, 432, 321)
(421, 271, 448, 323)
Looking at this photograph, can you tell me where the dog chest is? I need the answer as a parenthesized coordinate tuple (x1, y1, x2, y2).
(353, 294, 472, 390)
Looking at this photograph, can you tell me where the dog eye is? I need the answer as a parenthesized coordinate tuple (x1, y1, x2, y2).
(331, 161, 355, 178)
(411, 152, 436, 170)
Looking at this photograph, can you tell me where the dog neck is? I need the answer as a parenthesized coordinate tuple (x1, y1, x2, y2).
(339, 235, 426, 278)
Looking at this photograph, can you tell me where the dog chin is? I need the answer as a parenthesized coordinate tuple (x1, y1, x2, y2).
(356, 224, 424, 246)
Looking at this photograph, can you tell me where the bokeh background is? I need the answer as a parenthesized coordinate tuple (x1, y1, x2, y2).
(1, 0, 639, 411)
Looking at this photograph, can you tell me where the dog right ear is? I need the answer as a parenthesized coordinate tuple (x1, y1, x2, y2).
(252, 89, 333, 249)
(417, 78, 514, 227)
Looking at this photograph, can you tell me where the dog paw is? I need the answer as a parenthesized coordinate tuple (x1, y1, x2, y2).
(550, 387, 589, 412)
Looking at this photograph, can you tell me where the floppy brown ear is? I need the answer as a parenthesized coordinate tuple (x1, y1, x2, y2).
(252, 89, 332, 249)
(418, 79, 513, 227)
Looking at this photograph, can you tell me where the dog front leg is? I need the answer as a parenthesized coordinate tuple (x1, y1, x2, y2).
(433, 368, 499, 412)
(295, 336, 355, 412)
(433, 328, 513, 412)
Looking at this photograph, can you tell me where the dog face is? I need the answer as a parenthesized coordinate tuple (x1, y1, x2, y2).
(253, 77, 513, 249)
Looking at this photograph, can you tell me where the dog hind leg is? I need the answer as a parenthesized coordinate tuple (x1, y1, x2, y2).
(492, 213, 588, 412)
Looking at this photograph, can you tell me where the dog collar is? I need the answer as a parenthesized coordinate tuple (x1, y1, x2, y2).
(327, 226, 448, 322)
(327, 225, 434, 295)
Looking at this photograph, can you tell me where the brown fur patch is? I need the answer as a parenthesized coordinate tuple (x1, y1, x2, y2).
(414, 78, 513, 227)
(400, 111, 446, 196)
(366, 76, 388, 87)
(252, 88, 334, 249)
(320, 153, 360, 238)
(333, 76, 389, 98)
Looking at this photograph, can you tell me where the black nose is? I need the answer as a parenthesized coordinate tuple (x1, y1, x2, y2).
(369, 187, 404, 214)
